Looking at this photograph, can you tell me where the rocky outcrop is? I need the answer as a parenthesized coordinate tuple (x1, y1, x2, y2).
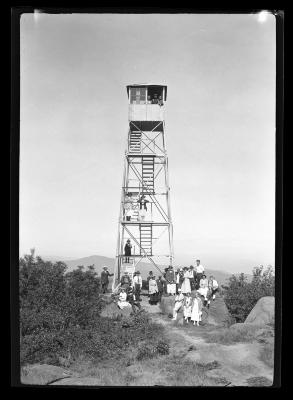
(100, 301, 133, 319)
(21, 364, 73, 385)
(245, 297, 274, 326)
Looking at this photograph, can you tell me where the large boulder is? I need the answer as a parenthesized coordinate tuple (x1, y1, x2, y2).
(245, 297, 274, 325)
(100, 301, 133, 319)
(21, 364, 72, 385)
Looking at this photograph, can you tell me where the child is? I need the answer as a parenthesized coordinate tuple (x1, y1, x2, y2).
(183, 292, 193, 323)
(172, 288, 185, 320)
(117, 288, 131, 309)
(191, 292, 203, 326)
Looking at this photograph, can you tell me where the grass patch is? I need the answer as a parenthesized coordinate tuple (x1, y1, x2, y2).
(205, 325, 262, 345)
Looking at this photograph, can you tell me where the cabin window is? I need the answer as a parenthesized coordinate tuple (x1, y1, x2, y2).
(130, 88, 147, 104)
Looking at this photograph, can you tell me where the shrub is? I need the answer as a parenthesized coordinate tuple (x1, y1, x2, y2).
(221, 266, 275, 322)
(136, 339, 169, 361)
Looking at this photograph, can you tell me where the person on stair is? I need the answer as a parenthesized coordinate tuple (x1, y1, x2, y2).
(100, 266, 114, 294)
(138, 194, 149, 221)
(124, 192, 133, 221)
(120, 271, 131, 290)
(172, 288, 185, 320)
(191, 292, 203, 326)
(124, 239, 132, 263)
(165, 266, 176, 295)
(183, 292, 193, 323)
(132, 270, 142, 301)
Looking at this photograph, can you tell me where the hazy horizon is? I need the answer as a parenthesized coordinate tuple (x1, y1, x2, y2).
(20, 12, 276, 274)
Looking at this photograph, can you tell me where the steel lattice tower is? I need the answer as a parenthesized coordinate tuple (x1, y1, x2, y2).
(113, 84, 174, 287)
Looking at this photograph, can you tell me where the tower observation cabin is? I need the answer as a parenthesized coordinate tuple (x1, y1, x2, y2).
(113, 84, 174, 288)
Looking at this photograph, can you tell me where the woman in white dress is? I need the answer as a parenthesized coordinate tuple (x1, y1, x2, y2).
(197, 274, 209, 303)
(117, 288, 131, 309)
(181, 267, 191, 294)
(191, 292, 203, 326)
(183, 292, 193, 323)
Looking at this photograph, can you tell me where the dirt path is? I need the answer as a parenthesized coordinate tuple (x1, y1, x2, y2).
(140, 296, 273, 386)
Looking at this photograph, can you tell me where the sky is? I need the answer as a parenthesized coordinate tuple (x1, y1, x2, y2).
(19, 12, 276, 273)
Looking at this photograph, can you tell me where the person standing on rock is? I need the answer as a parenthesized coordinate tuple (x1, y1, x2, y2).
(191, 292, 203, 326)
(197, 274, 209, 305)
(100, 266, 114, 294)
(195, 259, 205, 289)
(181, 267, 192, 294)
(207, 275, 219, 307)
(165, 266, 176, 296)
(172, 288, 185, 320)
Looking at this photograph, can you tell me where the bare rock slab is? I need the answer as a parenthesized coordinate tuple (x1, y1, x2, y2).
(245, 297, 274, 325)
(21, 364, 73, 385)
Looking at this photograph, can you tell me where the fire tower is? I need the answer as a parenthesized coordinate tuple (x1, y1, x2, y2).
(113, 84, 174, 287)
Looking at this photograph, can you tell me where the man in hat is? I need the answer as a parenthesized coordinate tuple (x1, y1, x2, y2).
(147, 271, 153, 297)
(100, 266, 114, 294)
(132, 270, 142, 301)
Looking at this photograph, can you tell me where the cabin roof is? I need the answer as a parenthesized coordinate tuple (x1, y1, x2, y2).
(126, 84, 167, 101)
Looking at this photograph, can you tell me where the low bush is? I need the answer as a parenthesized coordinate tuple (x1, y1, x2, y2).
(136, 339, 170, 361)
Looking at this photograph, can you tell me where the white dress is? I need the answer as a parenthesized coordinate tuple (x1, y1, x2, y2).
(181, 271, 191, 294)
(117, 292, 131, 309)
(191, 297, 202, 322)
(183, 296, 193, 318)
(197, 278, 209, 299)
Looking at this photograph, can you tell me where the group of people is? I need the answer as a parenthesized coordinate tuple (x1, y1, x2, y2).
(147, 93, 164, 106)
(124, 193, 149, 223)
(101, 259, 219, 326)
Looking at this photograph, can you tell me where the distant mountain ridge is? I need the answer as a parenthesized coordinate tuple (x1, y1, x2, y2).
(44, 254, 235, 286)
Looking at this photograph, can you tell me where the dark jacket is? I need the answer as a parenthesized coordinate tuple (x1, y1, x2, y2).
(101, 270, 113, 284)
(124, 243, 132, 256)
(165, 270, 175, 283)
(120, 275, 131, 285)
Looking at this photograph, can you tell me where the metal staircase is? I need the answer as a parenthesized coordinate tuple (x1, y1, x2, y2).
(142, 156, 155, 194)
(139, 223, 152, 255)
(129, 131, 142, 153)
